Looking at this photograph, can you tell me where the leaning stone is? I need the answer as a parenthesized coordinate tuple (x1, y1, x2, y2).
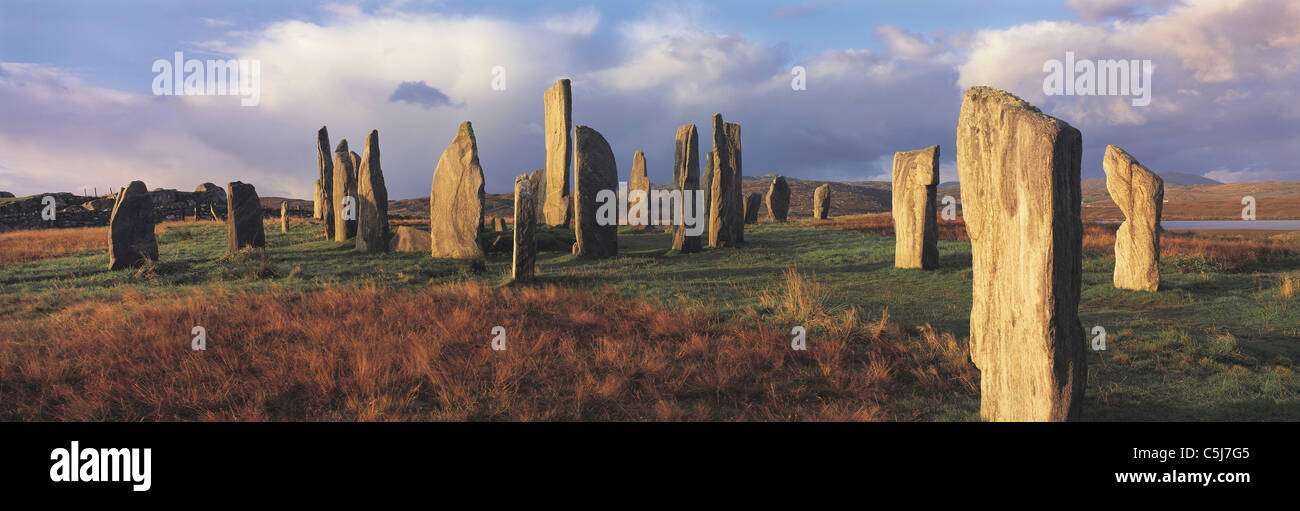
(356, 129, 390, 253)
(813, 184, 831, 220)
(513, 174, 537, 281)
(956, 85, 1086, 422)
(226, 181, 266, 253)
(572, 125, 618, 258)
(892, 145, 940, 269)
(429, 121, 486, 262)
(629, 150, 651, 229)
(332, 140, 357, 241)
(766, 176, 790, 221)
(543, 79, 573, 226)
(744, 192, 761, 223)
(108, 181, 158, 270)
(1104, 145, 1163, 292)
(672, 124, 702, 253)
(390, 226, 432, 252)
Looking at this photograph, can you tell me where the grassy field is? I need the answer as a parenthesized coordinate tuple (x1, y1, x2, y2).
(1, 215, 1297, 421)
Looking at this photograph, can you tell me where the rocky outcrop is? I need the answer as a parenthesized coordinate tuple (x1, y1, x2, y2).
(892, 145, 940, 269)
(543, 79, 573, 227)
(108, 181, 158, 270)
(956, 86, 1085, 422)
(429, 121, 486, 263)
(226, 181, 266, 254)
(356, 130, 390, 253)
(572, 125, 618, 258)
(1104, 145, 1163, 292)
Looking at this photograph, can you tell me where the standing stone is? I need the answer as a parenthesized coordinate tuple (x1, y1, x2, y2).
(332, 140, 357, 241)
(956, 86, 1085, 422)
(766, 176, 790, 221)
(726, 122, 743, 242)
(744, 193, 761, 223)
(572, 125, 618, 258)
(813, 184, 831, 219)
(108, 181, 158, 270)
(226, 181, 266, 254)
(892, 145, 940, 269)
(543, 79, 573, 227)
(629, 151, 651, 229)
(280, 201, 290, 233)
(708, 114, 742, 247)
(350, 151, 362, 179)
(529, 169, 546, 223)
(316, 127, 333, 234)
(702, 151, 714, 221)
(492, 217, 507, 232)
(390, 226, 432, 252)
(513, 174, 537, 282)
(356, 130, 390, 253)
(312, 180, 326, 220)
(430, 121, 486, 262)
(1104, 145, 1162, 292)
(672, 124, 702, 253)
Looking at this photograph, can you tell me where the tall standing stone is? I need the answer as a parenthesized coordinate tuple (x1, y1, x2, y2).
(702, 151, 714, 222)
(108, 180, 158, 270)
(430, 121, 486, 262)
(331, 140, 357, 241)
(529, 169, 546, 223)
(356, 130, 390, 253)
(543, 79, 572, 227)
(1104, 145, 1162, 292)
(672, 124, 702, 253)
(226, 181, 266, 254)
(629, 151, 651, 229)
(280, 201, 290, 233)
(312, 180, 325, 220)
(572, 125, 618, 258)
(513, 174, 537, 282)
(708, 114, 742, 247)
(744, 193, 761, 223)
(316, 127, 333, 233)
(726, 122, 743, 241)
(957, 86, 1085, 422)
(766, 176, 790, 221)
(892, 145, 940, 269)
(813, 184, 831, 220)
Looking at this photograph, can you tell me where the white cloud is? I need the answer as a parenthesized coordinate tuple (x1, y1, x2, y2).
(875, 25, 940, 58)
(544, 6, 601, 36)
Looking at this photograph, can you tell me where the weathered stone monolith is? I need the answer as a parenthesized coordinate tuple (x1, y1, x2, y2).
(316, 127, 333, 231)
(543, 79, 572, 227)
(356, 130, 389, 253)
(350, 151, 361, 179)
(280, 201, 290, 233)
(513, 174, 537, 281)
(572, 125, 618, 258)
(672, 124, 702, 253)
(629, 151, 651, 229)
(956, 85, 1085, 422)
(390, 226, 431, 252)
(708, 114, 742, 247)
(529, 169, 546, 222)
(1104, 145, 1162, 292)
(108, 180, 158, 270)
(492, 216, 507, 232)
(892, 145, 940, 269)
(766, 176, 790, 221)
(702, 151, 714, 220)
(743, 192, 761, 223)
(430, 121, 486, 263)
(226, 181, 265, 254)
(813, 184, 830, 219)
(332, 140, 357, 241)
(312, 180, 326, 220)
(726, 122, 743, 241)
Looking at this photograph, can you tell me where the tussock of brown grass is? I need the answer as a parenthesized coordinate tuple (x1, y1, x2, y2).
(1280, 276, 1295, 301)
(0, 283, 977, 421)
(0, 220, 213, 265)
(811, 213, 968, 241)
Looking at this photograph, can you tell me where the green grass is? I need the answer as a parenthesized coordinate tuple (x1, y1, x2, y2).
(3, 218, 1298, 421)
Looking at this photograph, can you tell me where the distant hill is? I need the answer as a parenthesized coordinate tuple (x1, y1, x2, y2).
(1161, 172, 1221, 186)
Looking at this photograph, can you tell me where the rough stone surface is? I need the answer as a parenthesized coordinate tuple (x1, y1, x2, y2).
(744, 192, 761, 223)
(280, 201, 290, 233)
(812, 184, 831, 220)
(572, 125, 618, 258)
(629, 150, 651, 229)
(766, 176, 790, 221)
(194, 182, 227, 221)
(726, 122, 743, 241)
(513, 174, 537, 282)
(332, 140, 357, 241)
(492, 216, 507, 232)
(313, 180, 326, 220)
(529, 169, 546, 222)
(390, 226, 432, 252)
(429, 121, 486, 262)
(956, 85, 1086, 422)
(356, 129, 390, 253)
(108, 181, 158, 270)
(226, 181, 266, 254)
(350, 151, 361, 180)
(543, 79, 572, 227)
(702, 151, 714, 221)
(892, 145, 941, 269)
(708, 114, 742, 247)
(672, 124, 702, 253)
(316, 126, 333, 230)
(1104, 145, 1163, 292)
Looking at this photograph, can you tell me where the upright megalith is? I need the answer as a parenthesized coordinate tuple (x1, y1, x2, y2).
(1104, 145, 1163, 292)
(708, 114, 743, 247)
(280, 201, 290, 233)
(226, 181, 266, 254)
(430, 121, 486, 263)
(356, 129, 390, 253)
(703, 151, 714, 219)
(332, 140, 357, 241)
(672, 124, 702, 253)
(529, 169, 546, 222)
(956, 86, 1085, 422)
(744, 193, 761, 223)
(492, 217, 507, 232)
(892, 145, 941, 269)
(543, 79, 573, 227)
(513, 174, 537, 282)
(316, 127, 333, 230)
(629, 151, 651, 229)
(572, 125, 618, 258)
(812, 184, 831, 219)
(312, 180, 326, 220)
(766, 176, 790, 221)
(107, 181, 158, 270)
(350, 151, 362, 182)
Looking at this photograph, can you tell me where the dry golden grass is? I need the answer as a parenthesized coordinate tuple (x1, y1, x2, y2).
(0, 282, 977, 421)
(1280, 277, 1295, 301)
(0, 220, 215, 265)
(809, 213, 969, 241)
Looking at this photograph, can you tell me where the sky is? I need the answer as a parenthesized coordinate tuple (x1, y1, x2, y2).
(1, 0, 1298, 199)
